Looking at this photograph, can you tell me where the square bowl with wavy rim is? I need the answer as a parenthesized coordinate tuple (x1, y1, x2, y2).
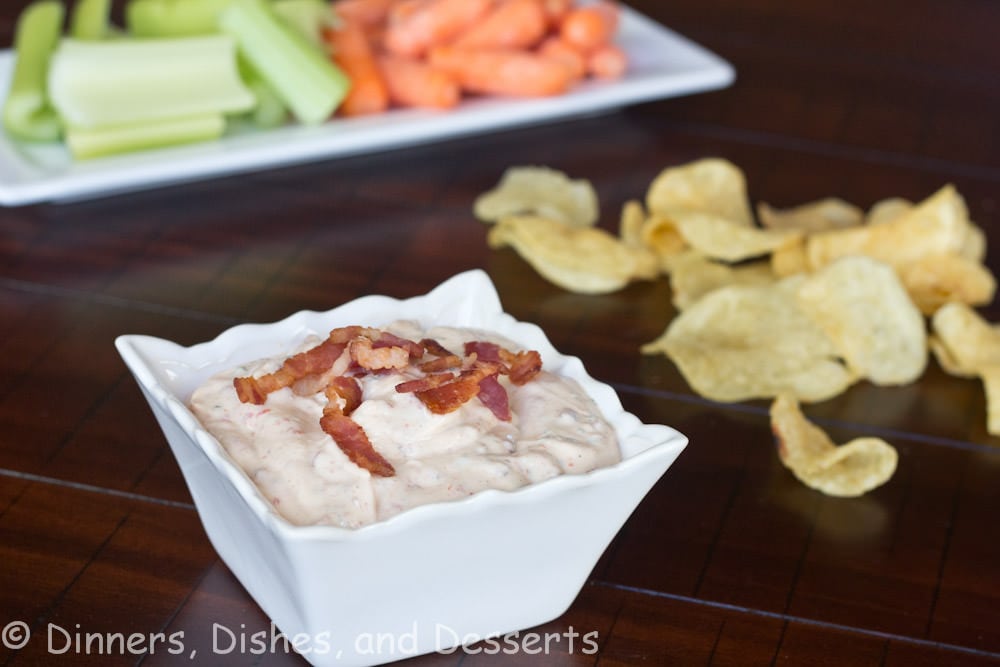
(115, 269, 687, 666)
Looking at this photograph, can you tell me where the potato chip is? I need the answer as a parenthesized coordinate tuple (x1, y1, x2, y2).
(806, 185, 970, 271)
(867, 195, 985, 261)
(668, 251, 774, 310)
(771, 239, 809, 277)
(930, 303, 1000, 435)
(897, 252, 996, 315)
(645, 158, 754, 226)
(961, 222, 987, 262)
(640, 209, 801, 264)
(865, 197, 913, 225)
(487, 214, 658, 294)
(474, 166, 599, 227)
(757, 197, 863, 233)
(642, 279, 855, 402)
(770, 394, 898, 497)
(980, 369, 1000, 435)
(929, 302, 1000, 374)
(796, 256, 926, 385)
(618, 199, 648, 249)
(639, 212, 688, 268)
(928, 336, 973, 378)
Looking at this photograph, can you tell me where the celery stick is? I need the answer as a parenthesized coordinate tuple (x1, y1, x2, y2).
(235, 54, 288, 129)
(272, 0, 338, 47)
(70, 0, 112, 40)
(65, 114, 225, 159)
(2, 1, 65, 142)
(48, 36, 254, 128)
(126, 0, 232, 37)
(218, 0, 350, 125)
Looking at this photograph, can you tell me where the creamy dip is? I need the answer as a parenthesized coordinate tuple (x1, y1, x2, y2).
(189, 321, 621, 528)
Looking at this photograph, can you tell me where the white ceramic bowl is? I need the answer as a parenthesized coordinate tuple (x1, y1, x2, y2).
(116, 270, 687, 667)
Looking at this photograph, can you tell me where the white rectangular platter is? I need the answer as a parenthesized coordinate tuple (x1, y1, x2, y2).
(0, 6, 733, 206)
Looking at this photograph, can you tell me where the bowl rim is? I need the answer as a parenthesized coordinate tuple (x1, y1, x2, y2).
(116, 269, 688, 541)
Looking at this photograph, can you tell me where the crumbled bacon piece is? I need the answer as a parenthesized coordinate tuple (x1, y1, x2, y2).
(395, 372, 456, 394)
(234, 338, 347, 405)
(328, 375, 363, 415)
(505, 349, 543, 385)
(415, 364, 500, 415)
(464, 341, 502, 363)
(349, 336, 410, 371)
(477, 373, 511, 421)
(233, 325, 543, 477)
(418, 354, 463, 373)
(420, 338, 454, 357)
(321, 385, 394, 477)
(373, 331, 424, 358)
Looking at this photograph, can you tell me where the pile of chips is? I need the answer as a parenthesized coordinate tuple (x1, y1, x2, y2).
(474, 159, 998, 496)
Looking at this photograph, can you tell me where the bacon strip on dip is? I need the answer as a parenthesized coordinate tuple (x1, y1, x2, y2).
(189, 321, 620, 528)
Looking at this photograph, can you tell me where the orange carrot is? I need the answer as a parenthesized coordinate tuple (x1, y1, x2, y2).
(587, 42, 627, 79)
(537, 35, 586, 81)
(332, 0, 398, 27)
(388, 0, 430, 21)
(540, 0, 573, 27)
(450, 0, 548, 50)
(559, 1, 619, 53)
(383, 0, 494, 57)
(428, 46, 575, 97)
(377, 54, 461, 109)
(325, 22, 390, 116)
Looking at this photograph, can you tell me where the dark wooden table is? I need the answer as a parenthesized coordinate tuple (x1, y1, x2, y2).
(2, 1, 999, 665)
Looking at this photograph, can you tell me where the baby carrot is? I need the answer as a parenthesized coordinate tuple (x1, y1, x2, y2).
(383, 0, 493, 57)
(540, 0, 572, 27)
(450, 0, 548, 50)
(587, 42, 627, 79)
(325, 21, 389, 116)
(332, 0, 397, 27)
(537, 35, 586, 81)
(428, 46, 575, 97)
(559, 1, 619, 53)
(377, 53, 461, 109)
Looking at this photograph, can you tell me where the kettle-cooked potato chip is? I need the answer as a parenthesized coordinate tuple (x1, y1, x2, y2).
(806, 185, 970, 271)
(865, 197, 913, 225)
(929, 302, 1000, 374)
(668, 251, 774, 310)
(770, 394, 898, 497)
(796, 256, 926, 385)
(619, 199, 647, 249)
(757, 197, 863, 233)
(487, 214, 658, 294)
(930, 303, 1000, 435)
(771, 240, 810, 277)
(642, 279, 855, 402)
(961, 222, 987, 262)
(645, 158, 754, 227)
(640, 209, 801, 264)
(897, 252, 996, 315)
(474, 166, 599, 227)
(666, 210, 802, 263)
(640, 212, 689, 268)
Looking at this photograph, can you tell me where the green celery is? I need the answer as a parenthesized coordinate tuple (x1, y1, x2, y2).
(2, 1, 65, 142)
(235, 54, 288, 129)
(272, 0, 338, 47)
(218, 0, 350, 125)
(70, 0, 112, 40)
(65, 114, 225, 159)
(47, 35, 255, 128)
(126, 0, 231, 37)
